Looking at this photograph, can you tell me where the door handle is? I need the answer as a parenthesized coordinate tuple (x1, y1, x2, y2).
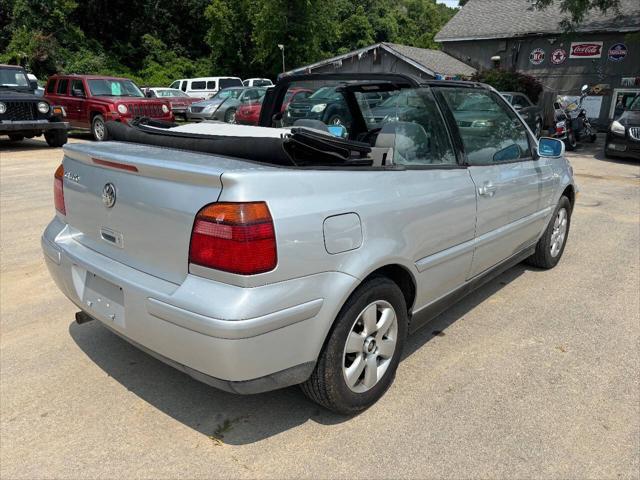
(478, 182, 497, 197)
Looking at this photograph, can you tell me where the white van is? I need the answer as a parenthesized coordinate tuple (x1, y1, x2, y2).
(243, 78, 273, 87)
(169, 77, 243, 98)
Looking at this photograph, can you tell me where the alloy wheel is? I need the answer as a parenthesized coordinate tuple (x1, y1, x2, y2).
(94, 118, 105, 141)
(550, 207, 568, 257)
(342, 300, 398, 393)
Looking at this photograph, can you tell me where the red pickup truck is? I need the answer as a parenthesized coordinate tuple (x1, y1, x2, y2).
(45, 75, 174, 141)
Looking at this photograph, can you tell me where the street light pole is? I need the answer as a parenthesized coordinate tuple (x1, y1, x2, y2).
(278, 44, 285, 73)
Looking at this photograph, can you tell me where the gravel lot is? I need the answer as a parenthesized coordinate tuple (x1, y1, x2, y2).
(1, 134, 638, 479)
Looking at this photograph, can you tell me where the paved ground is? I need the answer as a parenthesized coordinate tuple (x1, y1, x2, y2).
(1, 135, 638, 479)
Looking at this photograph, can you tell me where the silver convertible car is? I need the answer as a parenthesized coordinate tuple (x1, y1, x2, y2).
(42, 73, 576, 414)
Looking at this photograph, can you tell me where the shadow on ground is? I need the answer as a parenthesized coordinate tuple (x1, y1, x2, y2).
(70, 263, 529, 445)
(0, 132, 92, 152)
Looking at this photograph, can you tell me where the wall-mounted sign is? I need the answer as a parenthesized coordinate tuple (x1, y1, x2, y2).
(551, 48, 567, 64)
(608, 43, 628, 61)
(570, 42, 603, 59)
(529, 48, 545, 65)
(621, 77, 640, 87)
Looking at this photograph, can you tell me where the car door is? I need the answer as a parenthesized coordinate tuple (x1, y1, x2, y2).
(66, 79, 88, 128)
(360, 87, 477, 311)
(438, 87, 552, 278)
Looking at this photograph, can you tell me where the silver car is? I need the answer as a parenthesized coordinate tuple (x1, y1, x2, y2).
(42, 74, 576, 414)
(187, 86, 266, 123)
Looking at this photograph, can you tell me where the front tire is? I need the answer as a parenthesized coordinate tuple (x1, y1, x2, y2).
(224, 108, 236, 123)
(526, 196, 572, 269)
(91, 114, 108, 141)
(44, 129, 68, 147)
(301, 276, 408, 415)
(565, 131, 577, 151)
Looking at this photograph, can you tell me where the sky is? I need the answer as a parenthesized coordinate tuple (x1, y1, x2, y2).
(436, 0, 459, 7)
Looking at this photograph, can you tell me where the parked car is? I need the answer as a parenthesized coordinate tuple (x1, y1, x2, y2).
(186, 87, 266, 123)
(235, 87, 312, 126)
(0, 64, 69, 146)
(45, 75, 174, 141)
(500, 92, 544, 137)
(170, 77, 243, 99)
(42, 73, 576, 415)
(144, 87, 203, 120)
(605, 93, 640, 160)
(284, 86, 388, 127)
(243, 78, 273, 87)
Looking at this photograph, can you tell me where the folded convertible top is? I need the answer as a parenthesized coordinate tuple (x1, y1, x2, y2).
(106, 118, 372, 167)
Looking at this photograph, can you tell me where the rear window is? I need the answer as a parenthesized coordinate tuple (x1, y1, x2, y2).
(219, 78, 243, 89)
(252, 79, 272, 87)
(56, 79, 69, 95)
(46, 79, 56, 93)
(191, 81, 206, 90)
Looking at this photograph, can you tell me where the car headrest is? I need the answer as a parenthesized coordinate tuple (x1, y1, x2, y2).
(374, 122, 430, 165)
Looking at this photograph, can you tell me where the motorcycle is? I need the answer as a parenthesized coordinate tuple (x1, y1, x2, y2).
(558, 85, 597, 151)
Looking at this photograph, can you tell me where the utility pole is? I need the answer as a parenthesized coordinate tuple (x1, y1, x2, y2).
(278, 44, 285, 73)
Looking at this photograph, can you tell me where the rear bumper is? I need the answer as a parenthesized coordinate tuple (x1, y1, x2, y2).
(0, 120, 69, 133)
(42, 217, 357, 393)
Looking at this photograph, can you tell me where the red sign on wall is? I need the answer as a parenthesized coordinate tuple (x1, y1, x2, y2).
(569, 42, 603, 59)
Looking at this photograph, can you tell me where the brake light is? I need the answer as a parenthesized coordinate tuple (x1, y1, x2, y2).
(54, 164, 65, 215)
(189, 202, 277, 275)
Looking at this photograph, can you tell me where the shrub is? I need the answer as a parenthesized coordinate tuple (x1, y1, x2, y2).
(471, 69, 544, 103)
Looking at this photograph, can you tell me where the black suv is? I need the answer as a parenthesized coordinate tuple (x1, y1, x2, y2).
(0, 64, 69, 147)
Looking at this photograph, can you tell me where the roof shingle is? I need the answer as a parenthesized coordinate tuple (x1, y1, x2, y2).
(435, 0, 640, 41)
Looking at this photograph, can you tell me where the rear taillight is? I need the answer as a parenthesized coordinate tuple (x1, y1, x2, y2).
(189, 202, 277, 275)
(54, 164, 65, 215)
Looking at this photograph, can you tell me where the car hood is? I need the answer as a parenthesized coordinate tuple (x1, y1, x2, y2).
(91, 96, 166, 104)
(0, 89, 41, 101)
(618, 110, 640, 126)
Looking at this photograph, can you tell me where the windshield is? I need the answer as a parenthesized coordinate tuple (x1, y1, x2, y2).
(0, 67, 29, 88)
(309, 87, 342, 101)
(87, 79, 144, 97)
(155, 89, 188, 98)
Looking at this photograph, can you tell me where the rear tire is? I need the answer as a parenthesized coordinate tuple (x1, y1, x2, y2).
(44, 129, 68, 147)
(91, 114, 108, 141)
(8, 134, 24, 142)
(301, 276, 408, 415)
(526, 196, 572, 269)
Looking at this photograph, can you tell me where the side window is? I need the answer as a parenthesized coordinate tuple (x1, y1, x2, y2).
(46, 79, 56, 94)
(512, 94, 531, 109)
(180, 81, 187, 92)
(71, 79, 85, 96)
(191, 81, 206, 90)
(56, 78, 69, 95)
(358, 88, 457, 166)
(438, 88, 532, 165)
(206, 80, 216, 90)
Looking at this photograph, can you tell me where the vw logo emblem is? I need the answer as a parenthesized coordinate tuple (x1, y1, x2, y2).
(102, 183, 116, 208)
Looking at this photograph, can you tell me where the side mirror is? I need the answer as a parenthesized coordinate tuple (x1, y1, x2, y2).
(538, 137, 565, 158)
(581, 84, 589, 94)
(72, 88, 85, 98)
(327, 124, 348, 138)
(146, 91, 154, 98)
(29, 80, 38, 91)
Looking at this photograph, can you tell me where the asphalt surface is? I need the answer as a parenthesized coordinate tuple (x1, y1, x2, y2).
(1, 135, 638, 479)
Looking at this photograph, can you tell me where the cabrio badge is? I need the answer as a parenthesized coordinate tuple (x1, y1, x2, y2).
(102, 183, 116, 208)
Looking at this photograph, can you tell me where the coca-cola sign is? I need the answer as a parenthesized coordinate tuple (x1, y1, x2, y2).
(569, 42, 603, 59)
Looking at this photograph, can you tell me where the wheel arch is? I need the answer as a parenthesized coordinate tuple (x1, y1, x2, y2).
(562, 184, 576, 210)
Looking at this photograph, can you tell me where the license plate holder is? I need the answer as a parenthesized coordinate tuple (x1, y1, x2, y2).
(82, 271, 125, 327)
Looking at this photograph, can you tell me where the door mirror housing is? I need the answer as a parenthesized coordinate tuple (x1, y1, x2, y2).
(29, 80, 38, 91)
(538, 137, 565, 158)
(581, 84, 589, 94)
